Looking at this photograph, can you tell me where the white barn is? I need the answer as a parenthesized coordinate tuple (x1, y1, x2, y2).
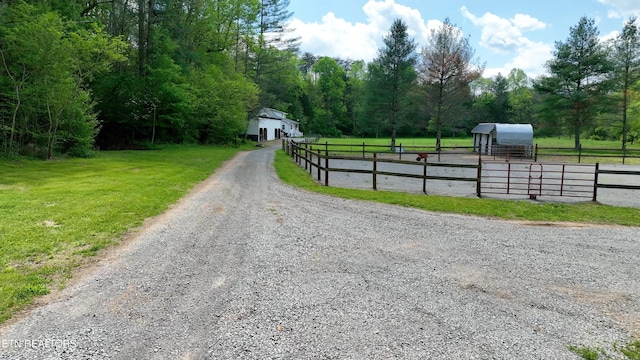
(472, 123, 533, 156)
(246, 108, 303, 141)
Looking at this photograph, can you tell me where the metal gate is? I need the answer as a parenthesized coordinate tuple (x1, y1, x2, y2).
(481, 161, 596, 200)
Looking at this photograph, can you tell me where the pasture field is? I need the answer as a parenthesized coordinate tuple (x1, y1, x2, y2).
(313, 136, 640, 149)
(305, 137, 640, 164)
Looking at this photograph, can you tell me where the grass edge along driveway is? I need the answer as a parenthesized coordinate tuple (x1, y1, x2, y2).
(0, 144, 252, 324)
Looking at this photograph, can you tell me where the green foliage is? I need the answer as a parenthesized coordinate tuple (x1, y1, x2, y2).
(613, 16, 640, 150)
(311, 57, 347, 136)
(365, 19, 417, 148)
(190, 64, 259, 144)
(534, 17, 615, 149)
(569, 345, 604, 360)
(569, 340, 640, 360)
(420, 18, 482, 149)
(0, 1, 126, 158)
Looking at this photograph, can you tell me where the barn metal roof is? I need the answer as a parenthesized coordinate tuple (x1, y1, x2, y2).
(471, 123, 496, 134)
(472, 123, 533, 146)
(258, 108, 287, 120)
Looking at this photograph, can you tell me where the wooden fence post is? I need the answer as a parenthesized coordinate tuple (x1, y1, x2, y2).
(324, 147, 329, 186)
(317, 149, 321, 181)
(304, 143, 308, 170)
(373, 152, 377, 190)
(593, 162, 599, 202)
(362, 142, 365, 158)
(476, 153, 482, 198)
(422, 155, 427, 194)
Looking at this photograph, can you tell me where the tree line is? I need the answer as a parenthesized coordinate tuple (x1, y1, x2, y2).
(1, 2, 638, 158)
(303, 16, 640, 151)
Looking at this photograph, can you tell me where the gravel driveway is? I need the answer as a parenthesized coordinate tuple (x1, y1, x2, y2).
(1, 144, 639, 359)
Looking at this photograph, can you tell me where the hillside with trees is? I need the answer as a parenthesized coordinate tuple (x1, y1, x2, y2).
(1, 2, 639, 158)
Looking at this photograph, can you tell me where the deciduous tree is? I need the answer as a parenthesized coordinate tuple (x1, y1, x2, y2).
(419, 18, 481, 150)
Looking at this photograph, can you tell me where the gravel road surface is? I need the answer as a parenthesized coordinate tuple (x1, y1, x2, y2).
(1, 144, 639, 359)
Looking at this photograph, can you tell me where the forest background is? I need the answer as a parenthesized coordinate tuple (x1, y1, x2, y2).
(1, 0, 639, 159)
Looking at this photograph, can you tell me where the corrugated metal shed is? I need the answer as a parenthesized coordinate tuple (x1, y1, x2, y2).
(494, 124, 533, 146)
(471, 123, 533, 156)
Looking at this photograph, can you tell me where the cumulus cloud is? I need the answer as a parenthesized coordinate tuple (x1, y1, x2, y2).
(460, 6, 547, 53)
(486, 40, 553, 78)
(597, 0, 640, 18)
(288, 0, 440, 62)
(289, 0, 553, 77)
(460, 6, 551, 77)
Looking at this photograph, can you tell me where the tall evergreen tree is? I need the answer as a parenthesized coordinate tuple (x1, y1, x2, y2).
(534, 17, 615, 149)
(365, 19, 417, 150)
(614, 16, 640, 151)
(419, 18, 481, 150)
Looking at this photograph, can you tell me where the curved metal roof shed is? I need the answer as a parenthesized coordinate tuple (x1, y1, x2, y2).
(472, 123, 533, 156)
(495, 124, 533, 146)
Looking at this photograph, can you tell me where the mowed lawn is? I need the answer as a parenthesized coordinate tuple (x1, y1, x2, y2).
(0, 144, 251, 323)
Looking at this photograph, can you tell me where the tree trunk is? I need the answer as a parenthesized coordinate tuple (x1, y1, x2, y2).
(622, 84, 628, 151)
(137, 0, 146, 76)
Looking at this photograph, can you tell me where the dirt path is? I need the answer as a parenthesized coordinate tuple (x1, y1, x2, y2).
(1, 145, 639, 359)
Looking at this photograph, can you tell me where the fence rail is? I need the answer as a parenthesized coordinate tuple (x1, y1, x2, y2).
(285, 140, 480, 194)
(284, 140, 640, 204)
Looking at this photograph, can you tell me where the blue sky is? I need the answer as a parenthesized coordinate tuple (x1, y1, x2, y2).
(286, 0, 640, 79)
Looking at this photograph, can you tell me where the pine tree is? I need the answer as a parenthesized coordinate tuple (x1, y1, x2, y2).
(534, 17, 615, 149)
(365, 19, 417, 150)
(614, 16, 640, 151)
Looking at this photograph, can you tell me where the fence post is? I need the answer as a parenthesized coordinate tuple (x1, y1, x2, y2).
(304, 143, 308, 170)
(422, 155, 427, 194)
(309, 146, 313, 175)
(399, 143, 402, 160)
(534, 144, 538, 162)
(476, 152, 482, 198)
(324, 147, 329, 186)
(593, 162, 599, 202)
(317, 149, 321, 181)
(373, 152, 377, 191)
(363, 142, 365, 158)
(623, 147, 627, 165)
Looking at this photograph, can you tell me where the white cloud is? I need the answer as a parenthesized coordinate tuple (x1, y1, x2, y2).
(460, 6, 547, 53)
(289, 0, 553, 78)
(460, 6, 552, 78)
(511, 14, 547, 31)
(288, 13, 379, 61)
(487, 40, 553, 78)
(598, 0, 640, 18)
(289, 0, 440, 62)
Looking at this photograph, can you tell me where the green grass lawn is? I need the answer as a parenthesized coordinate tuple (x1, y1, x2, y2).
(0, 144, 253, 323)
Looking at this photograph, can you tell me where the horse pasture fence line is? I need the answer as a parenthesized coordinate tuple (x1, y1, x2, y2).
(283, 139, 640, 205)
